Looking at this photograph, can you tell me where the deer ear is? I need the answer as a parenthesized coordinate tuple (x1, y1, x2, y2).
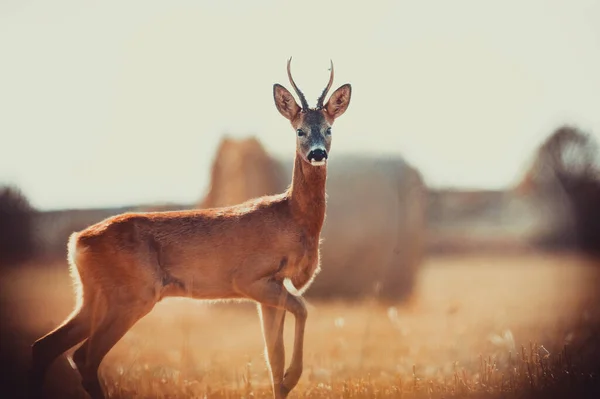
(325, 84, 351, 120)
(273, 84, 301, 121)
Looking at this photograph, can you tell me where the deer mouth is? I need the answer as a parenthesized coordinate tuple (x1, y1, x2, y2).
(310, 159, 327, 166)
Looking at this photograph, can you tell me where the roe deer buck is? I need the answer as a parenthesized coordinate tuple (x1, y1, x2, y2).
(31, 58, 351, 399)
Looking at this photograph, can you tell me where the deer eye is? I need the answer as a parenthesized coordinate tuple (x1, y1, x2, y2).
(297, 129, 306, 137)
(326, 127, 332, 136)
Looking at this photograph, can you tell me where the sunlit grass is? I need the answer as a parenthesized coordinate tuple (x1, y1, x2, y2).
(2, 252, 599, 398)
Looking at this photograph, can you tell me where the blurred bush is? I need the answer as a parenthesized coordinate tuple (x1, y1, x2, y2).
(519, 125, 600, 255)
(0, 185, 36, 266)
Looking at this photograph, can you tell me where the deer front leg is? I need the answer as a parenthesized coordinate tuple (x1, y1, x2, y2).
(281, 293, 306, 395)
(238, 277, 307, 398)
(259, 304, 286, 398)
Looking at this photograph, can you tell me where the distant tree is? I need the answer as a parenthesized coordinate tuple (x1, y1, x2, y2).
(0, 185, 36, 266)
(521, 126, 600, 254)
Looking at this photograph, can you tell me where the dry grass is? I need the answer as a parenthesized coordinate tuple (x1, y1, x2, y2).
(1, 252, 600, 398)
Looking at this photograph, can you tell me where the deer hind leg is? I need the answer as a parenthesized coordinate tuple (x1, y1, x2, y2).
(72, 339, 88, 372)
(259, 304, 287, 399)
(71, 291, 110, 373)
(77, 297, 155, 399)
(238, 277, 307, 398)
(30, 288, 105, 395)
(30, 307, 91, 394)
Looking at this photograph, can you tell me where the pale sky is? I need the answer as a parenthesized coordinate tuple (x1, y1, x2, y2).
(1, 0, 599, 210)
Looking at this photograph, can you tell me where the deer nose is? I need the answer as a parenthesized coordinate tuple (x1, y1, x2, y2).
(307, 148, 328, 164)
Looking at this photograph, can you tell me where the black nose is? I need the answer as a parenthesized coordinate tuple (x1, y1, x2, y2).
(308, 148, 327, 162)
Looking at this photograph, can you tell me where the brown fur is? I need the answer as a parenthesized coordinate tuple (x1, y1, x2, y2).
(30, 60, 351, 399)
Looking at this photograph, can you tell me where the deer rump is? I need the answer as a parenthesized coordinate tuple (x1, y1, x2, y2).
(200, 140, 425, 301)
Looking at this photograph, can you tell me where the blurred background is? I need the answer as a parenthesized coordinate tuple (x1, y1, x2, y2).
(1, 1, 600, 398)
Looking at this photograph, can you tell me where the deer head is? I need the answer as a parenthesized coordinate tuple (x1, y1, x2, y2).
(273, 58, 352, 166)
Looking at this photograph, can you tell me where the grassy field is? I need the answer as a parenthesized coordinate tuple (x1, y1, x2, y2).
(1, 252, 600, 398)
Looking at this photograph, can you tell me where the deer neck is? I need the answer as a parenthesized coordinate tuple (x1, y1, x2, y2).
(288, 151, 327, 236)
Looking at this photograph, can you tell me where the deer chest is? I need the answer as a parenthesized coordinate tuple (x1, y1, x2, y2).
(286, 240, 322, 291)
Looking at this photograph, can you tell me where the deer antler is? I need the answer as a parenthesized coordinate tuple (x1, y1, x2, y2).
(287, 57, 309, 111)
(316, 60, 334, 110)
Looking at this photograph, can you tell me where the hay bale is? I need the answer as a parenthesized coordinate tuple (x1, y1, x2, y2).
(198, 137, 288, 209)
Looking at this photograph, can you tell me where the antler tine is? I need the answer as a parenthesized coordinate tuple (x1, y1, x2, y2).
(287, 57, 309, 111)
(316, 59, 334, 110)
